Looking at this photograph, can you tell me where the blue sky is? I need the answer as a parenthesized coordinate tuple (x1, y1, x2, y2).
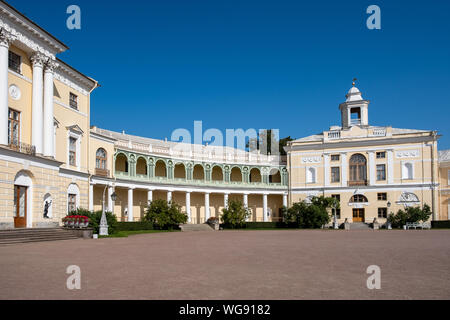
(8, 0, 450, 149)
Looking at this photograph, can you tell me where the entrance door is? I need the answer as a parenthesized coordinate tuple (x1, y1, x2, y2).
(352, 208, 365, 222)
(14, 185, 27, 228)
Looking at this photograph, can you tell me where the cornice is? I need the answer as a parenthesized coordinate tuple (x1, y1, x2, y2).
(0, 2, 67, 54)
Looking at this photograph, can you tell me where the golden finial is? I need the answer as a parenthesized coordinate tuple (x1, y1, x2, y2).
(352, 78, 357, 86)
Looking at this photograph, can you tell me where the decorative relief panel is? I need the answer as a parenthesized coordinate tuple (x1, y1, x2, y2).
(396, 150, 419, 158)
(302, 156, 321, 164)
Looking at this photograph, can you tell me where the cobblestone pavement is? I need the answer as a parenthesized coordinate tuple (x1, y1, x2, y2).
(0, 230, 449, 300)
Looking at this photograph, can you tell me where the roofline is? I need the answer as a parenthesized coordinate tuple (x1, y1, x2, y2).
(56, 57, 100, 90)
(1, 0, 69, 51)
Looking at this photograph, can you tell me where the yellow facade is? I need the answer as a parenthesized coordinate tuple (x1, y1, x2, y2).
(0, 2, 448, 231)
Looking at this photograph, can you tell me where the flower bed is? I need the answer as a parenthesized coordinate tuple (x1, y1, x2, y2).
(62, 215, 90, 228)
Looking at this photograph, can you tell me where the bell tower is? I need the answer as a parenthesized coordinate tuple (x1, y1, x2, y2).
(339, 79, 370, 129)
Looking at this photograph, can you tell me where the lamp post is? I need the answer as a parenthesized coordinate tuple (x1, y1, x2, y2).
(100, 185, 117, 236)
(387, 201, 392, 230)
(332, 202, 338, 230)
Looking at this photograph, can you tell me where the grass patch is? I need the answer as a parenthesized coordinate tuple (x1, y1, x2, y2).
(99, 230, 180, 238)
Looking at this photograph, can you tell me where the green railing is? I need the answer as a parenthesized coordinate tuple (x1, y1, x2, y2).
(114, 171, 287, 189)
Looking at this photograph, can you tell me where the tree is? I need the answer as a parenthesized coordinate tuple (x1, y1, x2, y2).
(387, 204, 432, 228)
(283, 196, 338, 229)
(221, 200, 251, 228)
(246, 129, 294, 156)
(144, 199, 187, 230)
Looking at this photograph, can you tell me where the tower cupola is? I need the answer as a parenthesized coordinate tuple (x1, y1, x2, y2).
(339, 79, 370, 129)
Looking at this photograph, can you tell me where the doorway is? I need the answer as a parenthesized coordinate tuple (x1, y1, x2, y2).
(14, 185, 27, 228)
(352, 208, 365, 223)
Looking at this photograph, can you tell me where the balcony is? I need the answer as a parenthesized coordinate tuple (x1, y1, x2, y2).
(8, 142, 36, 156)
(348, 180, 367, 187)
(95, 168, 110, 177)
(327, 131, 341, 140)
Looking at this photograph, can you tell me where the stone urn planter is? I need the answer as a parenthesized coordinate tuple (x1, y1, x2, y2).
(207, 217, 220, 231)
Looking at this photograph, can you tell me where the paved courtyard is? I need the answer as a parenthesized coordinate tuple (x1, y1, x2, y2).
(0, 230, 449, 300)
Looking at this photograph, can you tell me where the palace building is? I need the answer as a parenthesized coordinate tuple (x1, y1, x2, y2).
(0, 1, 448, 230)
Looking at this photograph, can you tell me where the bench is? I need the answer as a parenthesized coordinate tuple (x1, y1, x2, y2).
(405, 222, 431, 230)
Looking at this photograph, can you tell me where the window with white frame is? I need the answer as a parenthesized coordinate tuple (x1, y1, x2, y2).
(306, 167, 316, 183)
(402, 162, 414, 180)
(67, 131, 81, 169)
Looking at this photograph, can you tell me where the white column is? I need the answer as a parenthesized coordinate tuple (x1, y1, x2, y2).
(324, 153, 330, 186)
(263, 194, 268, 222)
(387, 150, 394, 184)
(43, 60, 56, 157)
(368, 151, 375, 185)
(167, 190, 172, 203)
(204, 192, 210, 221)
(127, 188, 134, 222)
(243, 193, 250, 222)
(0, 31, 13, 146)
(89, 184, 94, 211)
(31, 53, 45, 154)
(243, 193, 249, 208)
(283, 194, 288, 207)
(341, 153, 347, 187)
(224, 193, 229, 209)
(147, 189, 153, 204)
(107, 186, 113, 212)
(186, 191, 191, 223)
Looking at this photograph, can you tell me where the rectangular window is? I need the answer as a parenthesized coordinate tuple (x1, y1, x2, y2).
(378, 208, 388, 218)
(447, 170, 450, 186)
(8, 51, 21, 73)
(331, 167, 340, 183)
(331, 155, 340, 161)
(376, 151, 386, 159)
(8, 109, 20, 146)
(69, 137, 77, 166)
(69, 93, 78, 110)
(331, 194, 341, 219)
(68, 194, 77, 213)
(377, 193, 387, 201)
(376, 164, 386, 181)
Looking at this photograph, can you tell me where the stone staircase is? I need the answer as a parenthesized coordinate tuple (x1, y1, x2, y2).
(0, 228, 80, 245)
(179, 224, 214, 232)
(350, 222, 371, 230)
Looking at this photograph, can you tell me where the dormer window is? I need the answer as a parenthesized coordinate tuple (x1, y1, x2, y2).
(350, 107, 361, 125)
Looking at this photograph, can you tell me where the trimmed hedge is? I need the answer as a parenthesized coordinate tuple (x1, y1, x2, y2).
(431, 220, 450, 229)
(115, 222, 154, 232)
(221, 222, 299, 229)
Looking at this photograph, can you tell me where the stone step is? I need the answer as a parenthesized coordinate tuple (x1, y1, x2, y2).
(0, 228, 80, 245)
(350, 222, 371, 230)
(179, 224, 214, 232)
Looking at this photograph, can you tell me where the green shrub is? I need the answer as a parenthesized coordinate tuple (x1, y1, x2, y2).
(143, 199, 187, 230)
(388, 204, 432, 228)
(221, 200, 252, 229)
(115, 221, 154, 231)
(69, 208, 118, 234)
(283, 196, 337, 229)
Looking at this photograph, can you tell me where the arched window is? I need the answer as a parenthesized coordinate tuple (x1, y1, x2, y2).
(230, 167, 242, 182)
(402, 162, 414, 180)
(96, 148, 107, 169)
(306, 167, 316, 183)
(211, 166, 223, 181)
(115, 154, 128, 173)
(249, 168, 262, 183)
(269, 169, 281, 184)
(174, 163, 186, 179)
(155, 160, 167, 177)
(136, 157, 147, 175)
(350, 194, 368, 203)
(193, 164, 205, 180)
(349, 154, 367, 185)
